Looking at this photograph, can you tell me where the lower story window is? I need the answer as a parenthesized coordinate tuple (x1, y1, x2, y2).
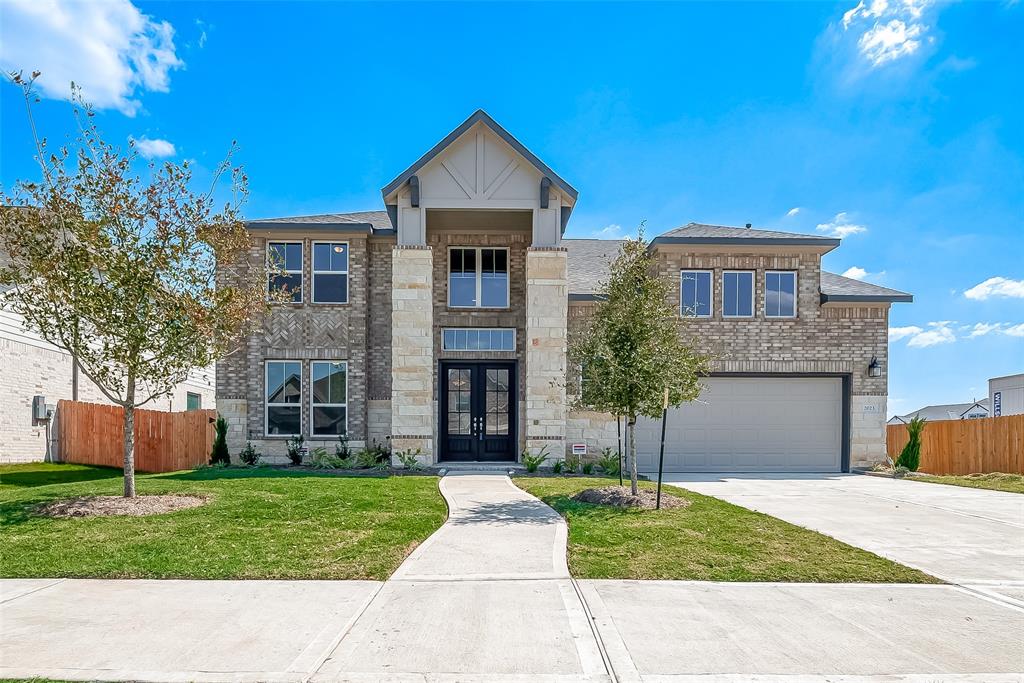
(311, 360, 348, 436)
(266, 360, 302, 435)
(442, 328, 516, 351)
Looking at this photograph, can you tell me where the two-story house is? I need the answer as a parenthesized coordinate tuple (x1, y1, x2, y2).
(217, 110, 912, 472)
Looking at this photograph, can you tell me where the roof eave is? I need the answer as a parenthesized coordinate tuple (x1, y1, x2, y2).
(244, 221, 375, 233)
(650, 236, 841, 250)
(820, 293, 914, 304)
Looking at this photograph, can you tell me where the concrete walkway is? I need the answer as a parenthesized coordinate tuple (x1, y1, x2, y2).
(661, 473, 1024, 605)
(3, 471, 1023, 681)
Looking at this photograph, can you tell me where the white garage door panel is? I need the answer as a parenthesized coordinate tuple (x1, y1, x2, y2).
(634, 377, 842, 472)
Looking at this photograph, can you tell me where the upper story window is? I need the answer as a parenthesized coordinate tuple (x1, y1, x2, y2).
(266, 360, 302, 436)
(312, 242, 349, 304)
(765, 271, 797, 318)
(722, 271, 754, 318)
(449, 247, 509, 308)
(186, 392, 202, 411)
(268, 242, 303, 303)
(680, 270, 712, 317)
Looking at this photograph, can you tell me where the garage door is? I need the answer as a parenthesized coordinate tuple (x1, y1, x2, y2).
(633, 377, 843, 472)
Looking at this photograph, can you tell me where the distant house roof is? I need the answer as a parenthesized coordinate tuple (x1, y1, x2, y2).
(563, 238, 911, 303)
(896, 400, 990, 422)
(650, 223, 840, 250)
(244, 210, 394, 234)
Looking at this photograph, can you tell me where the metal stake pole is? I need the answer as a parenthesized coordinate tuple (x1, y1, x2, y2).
(657, 388, 669, 510)
(617, 415, 623, 486)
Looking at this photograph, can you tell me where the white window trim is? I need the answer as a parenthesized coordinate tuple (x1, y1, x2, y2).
(267, 241, 303, 304)
(309, 360, 349, 437)
(447, 246, 511, 309)
(765, 270, 798, 319)
(441, 327, 517, 352)
(722, 270, 755, 319)
(311, 241, 350, 304)
(679, 269, 713, 318)
(265, 360, 302, 437)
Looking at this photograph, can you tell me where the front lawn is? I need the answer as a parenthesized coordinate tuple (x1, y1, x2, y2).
(515, 477, 937, 583)
(0, 463, 446, 580)
(909, 472, 1024, 494)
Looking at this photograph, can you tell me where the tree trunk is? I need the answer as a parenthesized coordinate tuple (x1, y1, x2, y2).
(122, 375, 137, 498)
(627, 415, 638, 496)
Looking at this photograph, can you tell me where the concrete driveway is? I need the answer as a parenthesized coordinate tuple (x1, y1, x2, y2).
(662, 472, 1024, 604)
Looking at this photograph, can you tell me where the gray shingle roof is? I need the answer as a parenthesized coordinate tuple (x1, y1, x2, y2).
(895, 400, 989, 422)
(245, 210, 392, 231)
(565, 239, 623, 296)
(564, 238, 912, 302)
(653, 222, 840, 247)
(819, 271, 912, 302)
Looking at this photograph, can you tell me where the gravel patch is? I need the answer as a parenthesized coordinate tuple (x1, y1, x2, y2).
(572, 485, 690, 510)
(35, 494, 209, 518)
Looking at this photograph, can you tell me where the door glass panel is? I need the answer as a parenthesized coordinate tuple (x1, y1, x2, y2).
(485, 368, 510, 435)
(447, 368, 472, 434)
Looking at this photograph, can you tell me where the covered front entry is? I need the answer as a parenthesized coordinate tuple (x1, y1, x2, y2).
(439, 360, 517, 462)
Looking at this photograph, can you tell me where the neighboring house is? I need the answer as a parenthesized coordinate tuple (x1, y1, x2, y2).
(217, 110, 911, 473)
(0, 281, 215, 463)
(989, 373, 1024, 417)
(888, 400, 990, 425)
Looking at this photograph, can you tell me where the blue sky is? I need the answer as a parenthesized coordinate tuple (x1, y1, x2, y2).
(2, 0, 1022, 416)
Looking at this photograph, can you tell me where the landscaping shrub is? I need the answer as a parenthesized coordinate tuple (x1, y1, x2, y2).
(285, 435, 305, 466)
(581, 462, 594, 475)
(522, 446, 548, 473)
(596, 447, 620, 475)
(335, 434, 351, 460)
(238, 442, 261, 466)
(396, 448, 423, 470)
(552, 459, 568, 474)
(210, 416, 230, 465)
(897, 416, 926, 472)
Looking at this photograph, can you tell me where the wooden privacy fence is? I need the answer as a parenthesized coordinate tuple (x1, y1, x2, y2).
(58, 400, 216, 473)
(887, 414, 1024, 475)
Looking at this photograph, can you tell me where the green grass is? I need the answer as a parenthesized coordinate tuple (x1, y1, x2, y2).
(0, 463, 446, 580)
(515, 477, 938, 583)
(910, 472, 1024, 494)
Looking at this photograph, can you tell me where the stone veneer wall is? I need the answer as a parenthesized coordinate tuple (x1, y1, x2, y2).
(565, 248, 891, 469)
(390, 245, 434, 463)
(524, 248, 569, 461)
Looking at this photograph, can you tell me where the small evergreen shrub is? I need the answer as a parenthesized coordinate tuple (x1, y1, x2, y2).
(552, 459, 568, 474)
(285, 434, 305, 466)
(596, 447, 620, 475)
(335, 434, 351, 460)
(396, 448, 423, 470)
(210, 416, 230, 465)
(239, 441, 261, 466)
(522, 446, 549, 473)
(896, 416, 926, 472)
(581, 462, 594, 475)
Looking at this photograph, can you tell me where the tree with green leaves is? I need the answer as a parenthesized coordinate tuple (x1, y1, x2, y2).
(570, 229, 711, 495)
(0, 73, 270, 497)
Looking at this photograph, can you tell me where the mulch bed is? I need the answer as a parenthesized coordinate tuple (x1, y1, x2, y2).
(34, 494, 209, 518)
(572, 486, 689, 510)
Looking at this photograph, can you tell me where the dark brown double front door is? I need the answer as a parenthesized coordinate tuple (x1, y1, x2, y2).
(439, 361, 516, 462)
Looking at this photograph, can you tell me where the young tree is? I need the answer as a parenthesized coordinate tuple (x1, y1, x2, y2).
(570, 229, 711, 495)
(0, 73, 270, 497)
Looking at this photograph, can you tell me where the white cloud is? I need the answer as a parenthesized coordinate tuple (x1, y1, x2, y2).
(963, 277, 1024, 300)
(816, 212, 868, 239)
(888, 325, 922, 341)
(1004, 323, 1024, 337)
(906, 321, 956, 348)
(967, 322, 1004, 338)
(786, 207, 801, 217)
(843, 266, 868, 280)
(0, 0, 184, 116)
(841, 0, 935, 68)
(131, 136, 176, 159)
(593, 224, 624, 239)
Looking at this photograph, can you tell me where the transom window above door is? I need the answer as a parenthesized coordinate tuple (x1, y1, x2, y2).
(722, 271, 754, 318)
(765, 271, 797, 318)
(680, 270, 712, 317)
(449, 247, 509, 308)
(312, 242, 349, 304)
